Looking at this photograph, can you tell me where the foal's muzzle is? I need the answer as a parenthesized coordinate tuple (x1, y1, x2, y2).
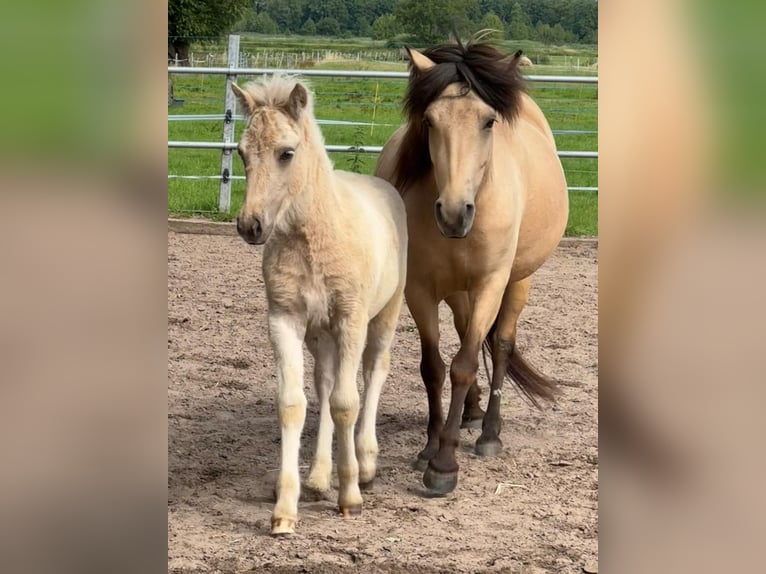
(237, 214, 267, 245)
(434, 199, 476, 239)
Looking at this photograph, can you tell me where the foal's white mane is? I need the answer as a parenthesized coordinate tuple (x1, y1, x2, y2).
(239, 74, 316, 116)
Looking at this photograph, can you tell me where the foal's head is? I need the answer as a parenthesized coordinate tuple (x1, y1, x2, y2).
(397, 42, 525, 238)
(231, 76, 314, 245)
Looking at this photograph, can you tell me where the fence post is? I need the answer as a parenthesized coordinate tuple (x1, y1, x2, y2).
(219, 34, 240, 213)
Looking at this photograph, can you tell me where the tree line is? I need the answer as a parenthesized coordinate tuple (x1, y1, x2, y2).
(169, 0, 597, 55)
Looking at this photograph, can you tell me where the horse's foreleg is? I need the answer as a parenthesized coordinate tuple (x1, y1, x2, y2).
(475, 276, 532, 457)
(331, 311, 367, 517)
(406, 285, 445, 471)
(306, 333, 335, 495)
(423, 271, 509, 495)
(446, 292, 485, 428)
(268, 314, 307, 536)
(356, 289, 404, 488)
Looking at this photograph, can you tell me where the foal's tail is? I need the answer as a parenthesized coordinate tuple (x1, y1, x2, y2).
(482, 322, 558, 409)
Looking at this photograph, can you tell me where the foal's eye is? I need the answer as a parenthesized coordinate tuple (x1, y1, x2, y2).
(278, 149, 295, 163)
(422, 117, 432, 129)
(484, 118, 497, 130)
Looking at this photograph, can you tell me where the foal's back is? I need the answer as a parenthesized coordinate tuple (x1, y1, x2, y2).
(331, 170, 408, 318)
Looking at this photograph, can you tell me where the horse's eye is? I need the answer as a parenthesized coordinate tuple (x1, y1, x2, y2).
(422, 117, 432, 129)
(278, 149, 295, 163)
(484, 118, 496, 130)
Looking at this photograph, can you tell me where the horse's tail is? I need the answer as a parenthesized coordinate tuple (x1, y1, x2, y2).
(481, 322, 558, 409)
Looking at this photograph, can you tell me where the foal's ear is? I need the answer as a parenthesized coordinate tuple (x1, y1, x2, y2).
(406, 47, 436, 73)
(285, 83, 308, 120)
(231, 83, 256, 116)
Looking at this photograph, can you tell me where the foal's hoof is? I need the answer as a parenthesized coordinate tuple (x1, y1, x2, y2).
(270, 517, 296, 536)
(475, 436, 504, 457)
(423, 466, 458, 495)
(359, 478, 375, 492)
(339, 504, 362, 519)
(460, 416, 484, 430)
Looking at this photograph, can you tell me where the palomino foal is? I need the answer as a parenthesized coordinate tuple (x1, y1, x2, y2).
(231, 76, 407, 536)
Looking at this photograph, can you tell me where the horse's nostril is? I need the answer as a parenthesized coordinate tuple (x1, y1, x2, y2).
(465, 202, 475, 214)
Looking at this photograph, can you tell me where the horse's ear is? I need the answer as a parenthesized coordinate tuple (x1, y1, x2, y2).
(286, 82, 308, 120)
(406, 47, 436, 73)
(231, 83, 256, 116)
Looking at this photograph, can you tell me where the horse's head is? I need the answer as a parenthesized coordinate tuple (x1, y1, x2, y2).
(401, 43, 525, 238)
(231, 77, 310, 245)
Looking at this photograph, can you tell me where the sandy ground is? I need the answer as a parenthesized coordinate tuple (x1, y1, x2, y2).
(168, 232, 598, 574)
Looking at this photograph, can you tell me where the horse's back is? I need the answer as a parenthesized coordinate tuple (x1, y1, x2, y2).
(503, 95, 569, 279)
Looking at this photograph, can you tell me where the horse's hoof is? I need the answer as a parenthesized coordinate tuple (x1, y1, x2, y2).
(359, 478, 375, 491)
(339, 504, 362, 519)
(461, 416, 483, 429)
(270, 517, 296, 536)
(475, 437, 503, 457)
(422, 465, 458, 495)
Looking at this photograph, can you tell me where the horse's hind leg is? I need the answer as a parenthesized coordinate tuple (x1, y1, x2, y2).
(356, 289, 404, 489)
(305, 333, 336, 497)
(446, 293, 484, 429)
(475, 277, 532, 457)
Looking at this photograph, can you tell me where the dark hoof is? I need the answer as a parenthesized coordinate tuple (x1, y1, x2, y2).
(339, 504, 362, 519)
(461, 416, 483, 429)
(475, 437, 503, 457)
(359, 479, 375, 491)
(422, 465, 458, 495)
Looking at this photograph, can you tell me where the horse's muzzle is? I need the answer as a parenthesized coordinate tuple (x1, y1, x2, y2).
(434, 199, 475, 239)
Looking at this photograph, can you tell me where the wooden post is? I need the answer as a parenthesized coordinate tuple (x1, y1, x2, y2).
(218, 34, 240, 213)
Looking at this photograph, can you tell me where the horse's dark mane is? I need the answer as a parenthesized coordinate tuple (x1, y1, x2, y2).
(393, 40, 526, 191)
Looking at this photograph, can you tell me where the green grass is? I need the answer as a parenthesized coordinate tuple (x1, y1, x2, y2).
(169, 39, 597, 235)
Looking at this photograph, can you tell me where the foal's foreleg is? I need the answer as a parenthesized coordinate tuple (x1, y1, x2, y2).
(356, 290, 404, 488)
(268, 315, 307, 536)
(306, 334, 336, 495)
(331, 311, 367, 516)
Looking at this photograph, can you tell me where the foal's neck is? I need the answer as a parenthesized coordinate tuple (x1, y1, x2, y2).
(282, 115, 339, 234)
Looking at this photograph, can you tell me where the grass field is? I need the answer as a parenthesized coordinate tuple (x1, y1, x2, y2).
(169, 37, 597, 236)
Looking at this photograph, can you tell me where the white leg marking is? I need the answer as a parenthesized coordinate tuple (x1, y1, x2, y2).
(269, 315, 306, 535)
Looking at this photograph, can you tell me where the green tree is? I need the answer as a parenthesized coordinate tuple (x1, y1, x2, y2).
(248, 12, 279, 34)
(478, 12, 504, 39)
(300, 17, 317, 35)
(316, 17, 341, 36)
(395, 0, 479, 44)
(372, 14, 400, 40)
(168, 0, 251, 62)
(507, 2, 530, 40)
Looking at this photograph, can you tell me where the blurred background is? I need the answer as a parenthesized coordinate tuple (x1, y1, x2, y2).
(0, 0, 765, 572)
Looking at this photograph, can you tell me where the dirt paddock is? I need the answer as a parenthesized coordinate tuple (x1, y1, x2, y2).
(168, 232, 598, 574)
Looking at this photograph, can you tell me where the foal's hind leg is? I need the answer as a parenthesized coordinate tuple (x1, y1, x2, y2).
(305, 333, 336, 496)
(475, 277, 531, 457)
(356, 290, 404, 489)
(446, 293, 484, 429)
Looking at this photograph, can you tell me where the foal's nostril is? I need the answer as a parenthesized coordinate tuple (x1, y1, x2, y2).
(253, 218, 262, 237)
(465, 202, 475, 215)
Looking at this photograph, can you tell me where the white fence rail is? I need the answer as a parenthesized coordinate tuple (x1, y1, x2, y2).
(168, 35, 598, 213)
